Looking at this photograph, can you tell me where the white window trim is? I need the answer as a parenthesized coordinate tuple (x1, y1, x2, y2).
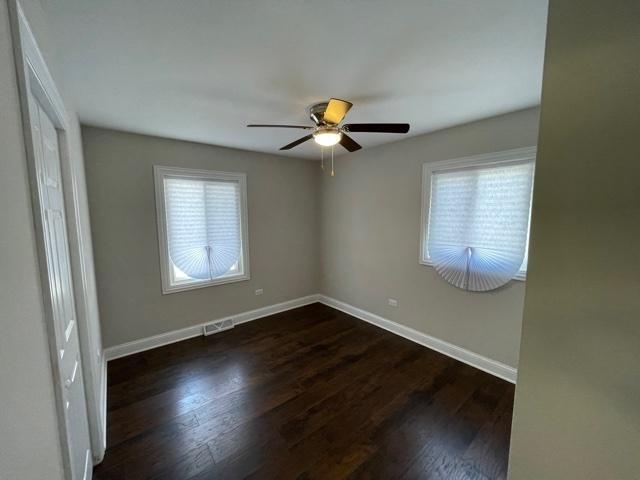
(154, 165, 250, 294)
(419, 146, 536, 282)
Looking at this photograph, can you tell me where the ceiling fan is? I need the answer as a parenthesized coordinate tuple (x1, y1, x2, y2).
(247, 98, 410, 153)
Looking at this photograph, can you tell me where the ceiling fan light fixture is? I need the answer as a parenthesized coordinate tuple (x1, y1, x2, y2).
(247, 99, 410, 153)
(313, 129, 342, 147)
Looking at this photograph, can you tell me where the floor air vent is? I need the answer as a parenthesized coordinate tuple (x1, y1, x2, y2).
(203, 319, 234, 336)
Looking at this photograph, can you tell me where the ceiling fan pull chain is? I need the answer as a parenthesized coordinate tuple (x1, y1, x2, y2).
(321, 147, 325, 171)
(331, 146, 335, 176)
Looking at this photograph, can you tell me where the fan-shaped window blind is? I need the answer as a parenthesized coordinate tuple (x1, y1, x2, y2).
(154, 166, 249, 293)
(421, 148, 535, 291)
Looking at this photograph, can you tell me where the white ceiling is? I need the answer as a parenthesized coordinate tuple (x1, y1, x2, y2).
(42, 0, 548, 159)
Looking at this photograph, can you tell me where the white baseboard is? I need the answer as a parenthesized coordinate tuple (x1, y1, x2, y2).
(103, 293, 517, 384)
(318, 295, 517, 383)
(103, 294, 320, 361)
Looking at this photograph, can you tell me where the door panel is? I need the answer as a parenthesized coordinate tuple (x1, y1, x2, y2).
(29, 91, 92, 480)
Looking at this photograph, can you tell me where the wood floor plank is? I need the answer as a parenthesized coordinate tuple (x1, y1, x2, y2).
(95, 303, 515, 479)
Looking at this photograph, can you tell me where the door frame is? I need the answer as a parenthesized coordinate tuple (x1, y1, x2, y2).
(8, 1, 94, 477)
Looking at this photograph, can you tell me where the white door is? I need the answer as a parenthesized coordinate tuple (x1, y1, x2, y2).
(28, 91, 92, 480)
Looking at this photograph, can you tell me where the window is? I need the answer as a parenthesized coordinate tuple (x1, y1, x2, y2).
(154, 166, 249, 293)
(420, 147, 535, 291)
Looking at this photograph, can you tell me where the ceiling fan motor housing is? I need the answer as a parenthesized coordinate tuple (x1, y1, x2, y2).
(308, 102, 330, 125)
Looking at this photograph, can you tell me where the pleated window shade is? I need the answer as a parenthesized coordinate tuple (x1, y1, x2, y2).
(155, 166, 248, 293)
(423, 153, 535, 291)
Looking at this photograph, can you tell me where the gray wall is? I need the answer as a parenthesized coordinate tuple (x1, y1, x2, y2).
(83, 127, 321, 347)
(508, 1, 640, 478)
(0, 0, 64, 477)
(320, 108, 540, 368)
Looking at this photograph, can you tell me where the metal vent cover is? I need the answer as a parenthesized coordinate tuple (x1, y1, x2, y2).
(203, 319, 234, 336)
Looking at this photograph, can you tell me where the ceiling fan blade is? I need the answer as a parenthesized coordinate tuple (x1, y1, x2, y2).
(343, 123, 410, 134)
(247, 124, 313, 129)
(323, 98, 353, 125)
(339, 133, 362, 152)
(280, 134, 314, 150)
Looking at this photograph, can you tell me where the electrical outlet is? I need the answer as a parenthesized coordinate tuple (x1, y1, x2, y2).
(387, 298, 398, 307)
(255, 288, 264, 296)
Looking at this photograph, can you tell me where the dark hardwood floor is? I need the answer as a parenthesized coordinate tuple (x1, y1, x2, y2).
(94, 303, 514, 480)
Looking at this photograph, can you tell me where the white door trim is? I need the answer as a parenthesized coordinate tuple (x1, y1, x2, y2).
(8, 1, 98, 476)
